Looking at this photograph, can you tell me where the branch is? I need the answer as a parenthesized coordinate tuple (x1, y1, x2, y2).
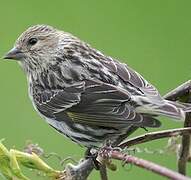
(65, 146, 191, 180)
(163, 80, 191, 175)
(99, 164, 108, 180)
(60, 159, 94, 180)
(119, 127, 191, 148)
(163, 80, 191, 101)
(178, 113, 191, 175)
(104, 150, 190, 180)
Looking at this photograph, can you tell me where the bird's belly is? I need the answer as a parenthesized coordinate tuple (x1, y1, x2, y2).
(46, 117, 117, 147)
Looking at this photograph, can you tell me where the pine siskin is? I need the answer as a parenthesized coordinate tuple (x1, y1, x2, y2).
(4, 25, 191, 148)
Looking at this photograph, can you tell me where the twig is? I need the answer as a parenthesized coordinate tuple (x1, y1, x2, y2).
(178, 113, 191, 175)
(108, 150, 190, 180)
(164, 80, 191, 175)
(119, 127, 191, 148)
(60, 159, 94, 180)
(99, 164, 108, 180)
(163, 80, 191, 101)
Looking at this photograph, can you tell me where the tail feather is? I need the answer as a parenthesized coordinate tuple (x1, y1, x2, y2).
(136, 100, 191, 120)
(153, 100, 186, 120)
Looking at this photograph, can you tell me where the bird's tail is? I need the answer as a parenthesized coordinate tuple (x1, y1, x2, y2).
(136, 100, 191, 120)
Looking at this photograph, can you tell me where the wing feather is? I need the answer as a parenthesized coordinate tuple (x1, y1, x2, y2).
(32, 79, 160, 128)
(103, 58, 163, 101)
(68, 80, 161, 128)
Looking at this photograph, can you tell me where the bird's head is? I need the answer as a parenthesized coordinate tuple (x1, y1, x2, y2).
(4, 25, 64, 72)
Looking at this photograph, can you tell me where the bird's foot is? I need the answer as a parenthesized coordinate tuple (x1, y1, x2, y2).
(85, 143, 119, 171)
(85, 148, 100, 170)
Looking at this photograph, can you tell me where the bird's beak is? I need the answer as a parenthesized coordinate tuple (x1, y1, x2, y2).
(3, 47, 25, 61)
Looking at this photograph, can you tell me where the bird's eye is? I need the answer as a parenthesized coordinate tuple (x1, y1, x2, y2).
(28, 38, 38, 46)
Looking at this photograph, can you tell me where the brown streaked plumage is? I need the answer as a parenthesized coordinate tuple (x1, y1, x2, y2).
(4, 25, 191, 148)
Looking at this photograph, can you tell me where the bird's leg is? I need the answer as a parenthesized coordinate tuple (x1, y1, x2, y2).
(85, 147, 108, 180)
(85, 148, 100, 170)
(112, 126, 139, 147)
(85, 143, 117, 180)
(96, 142, 118, 172)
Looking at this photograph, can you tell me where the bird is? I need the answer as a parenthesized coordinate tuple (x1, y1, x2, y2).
(4, 24, 191, 148)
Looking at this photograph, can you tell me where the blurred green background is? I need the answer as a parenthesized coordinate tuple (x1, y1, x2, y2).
(0, 0, 191, 179)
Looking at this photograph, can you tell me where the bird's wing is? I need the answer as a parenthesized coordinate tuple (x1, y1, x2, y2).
(68, 79, 161, 128)
(32, 81, 85, 118)
(56, 43, 161, 102)
(101, 58, 163, 102)
(33, 79, 160, 128)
